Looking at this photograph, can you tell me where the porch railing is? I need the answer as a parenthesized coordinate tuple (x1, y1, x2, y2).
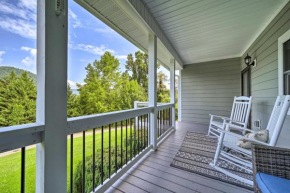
(0, 103, 174, 193)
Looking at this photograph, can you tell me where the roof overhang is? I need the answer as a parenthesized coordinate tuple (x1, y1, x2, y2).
(75, 0, 184, 70)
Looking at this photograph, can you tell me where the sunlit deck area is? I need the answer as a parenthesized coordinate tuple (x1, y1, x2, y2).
(107, 122, 252, 193)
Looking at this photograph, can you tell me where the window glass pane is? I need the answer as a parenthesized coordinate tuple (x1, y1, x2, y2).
(284, 39, 290, 71)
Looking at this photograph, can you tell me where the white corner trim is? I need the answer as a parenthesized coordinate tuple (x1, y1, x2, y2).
(278, 28, 290, 115)
(241, 0, 290, 56)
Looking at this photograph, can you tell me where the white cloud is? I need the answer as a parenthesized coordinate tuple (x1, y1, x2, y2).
(115, 55, 127, 60)
(69, 9, 82, 28)
(70, 44, 115, 55)
(0, 1, 36, 39)
(68, 80, 85, 89)
(95, 28, 114, 33)
(0, 18, 36, 39)
(70, 44, 128, 60)
(21, 47, 37, 73)
(0, 51, 6, 63)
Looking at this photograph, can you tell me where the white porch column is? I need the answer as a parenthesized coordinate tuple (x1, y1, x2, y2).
(178, 70, 182, 122)
(170, 59, 176, 130)
(148, 34, 158, 150)
(36, 0, 68, 192)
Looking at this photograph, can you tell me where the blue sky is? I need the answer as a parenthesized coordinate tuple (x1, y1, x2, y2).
(0, 0, 168, 89)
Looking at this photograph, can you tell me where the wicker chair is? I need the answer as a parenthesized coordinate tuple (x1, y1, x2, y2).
(252, 144, 290, 193)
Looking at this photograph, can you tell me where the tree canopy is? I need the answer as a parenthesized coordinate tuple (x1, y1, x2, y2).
(0, 50, 173, 127)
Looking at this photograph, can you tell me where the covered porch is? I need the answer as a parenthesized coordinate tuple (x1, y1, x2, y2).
(1, 0, 290, 192)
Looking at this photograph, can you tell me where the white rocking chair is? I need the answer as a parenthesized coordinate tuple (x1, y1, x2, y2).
(210, 95, 290, 186)
(208, 96, 252, 137)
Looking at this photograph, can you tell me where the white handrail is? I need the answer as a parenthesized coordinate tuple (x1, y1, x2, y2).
(0, 123, 44, 153)
(67, 107, 153, 134)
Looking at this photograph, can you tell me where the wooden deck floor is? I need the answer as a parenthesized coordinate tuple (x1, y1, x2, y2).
(105, 122, 253, 193)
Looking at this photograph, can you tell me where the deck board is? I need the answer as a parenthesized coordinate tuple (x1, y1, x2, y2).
(106, 122, 252, 193)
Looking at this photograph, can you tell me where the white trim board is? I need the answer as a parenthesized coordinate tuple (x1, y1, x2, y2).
(278, 28, 290, 115)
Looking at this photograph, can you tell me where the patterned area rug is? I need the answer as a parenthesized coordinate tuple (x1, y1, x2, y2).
(170, 132, 253, 190)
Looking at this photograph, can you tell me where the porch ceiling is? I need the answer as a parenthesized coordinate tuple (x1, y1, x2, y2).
(76, 0, 287, 67)
(144, 0, 287, 64)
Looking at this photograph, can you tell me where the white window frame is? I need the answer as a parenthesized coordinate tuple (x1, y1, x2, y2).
(278, 29, 290, 115)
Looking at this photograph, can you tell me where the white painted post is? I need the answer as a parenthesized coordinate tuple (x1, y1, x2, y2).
(36, 0, 68, 192)
(148, 34, 157, 150)
(170, 59, 176, 130)
(178, 70, 182, 122)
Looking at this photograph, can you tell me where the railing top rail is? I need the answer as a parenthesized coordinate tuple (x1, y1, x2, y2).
(155, 103, 174, 111)
(0, 123, 44, 153)
(67, 106, 154, 134)
(0, 123, 44, 140)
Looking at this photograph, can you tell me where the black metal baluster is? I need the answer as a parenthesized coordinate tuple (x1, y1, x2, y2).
(82, 131, 85, 193)
(92, 128, 96, 191)
(109, 124, 111, 178)
(130, 118, 133, 160)
(143, 115, 145, 149)
(115, 122, 117, 173)
(169, 108, 171, 128)
(126, 119, 128, 163)
(140, 115, 143, 150)
(134, 117, 136, 157)
(121, 120, 123, 168)
(101, 126, 104, 184)
(147, 114, 149, 146)
(164, 109, 166, 135)
(159, 111, 161, 137)
(148, 114, 150, 145)
(21, 147, 25, 193)
(70, 134, 73, 193)
(137, 116, 140, 154)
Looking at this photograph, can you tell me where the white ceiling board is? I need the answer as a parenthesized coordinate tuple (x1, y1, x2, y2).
(143, 0, 287, 64)
(76, 0, 287, 67)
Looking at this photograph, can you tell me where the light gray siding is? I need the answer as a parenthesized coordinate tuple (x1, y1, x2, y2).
(241, 2, 290, 148)
(181, 58, 241, 124)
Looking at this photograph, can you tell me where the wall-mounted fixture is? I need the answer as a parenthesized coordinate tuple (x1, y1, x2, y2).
(244, 54, 256, 67)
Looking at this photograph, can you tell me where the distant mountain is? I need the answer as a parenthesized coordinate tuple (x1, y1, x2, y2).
(0, 66, 36, 82)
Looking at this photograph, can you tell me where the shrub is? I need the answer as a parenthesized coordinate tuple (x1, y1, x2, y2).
(72, 133, 146, 193)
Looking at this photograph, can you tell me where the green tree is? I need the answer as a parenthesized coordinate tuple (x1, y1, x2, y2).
(78, 51, 146, 115)
(125, 51, 160, 94)
(67, 84, 80, 118)
(0, 71, 36, 126)
(157, 71, 170, 103)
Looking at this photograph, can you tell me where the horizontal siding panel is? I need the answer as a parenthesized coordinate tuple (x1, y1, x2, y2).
(182, 79, 240, 86)
(252, 78, 278, 91)
(251, 69, 278, 85)
(181, 58, 240, 124)
(182, 88, 240, 95)
(182, 83, 240, 90)
(182, 75, 240, 83)
(241, 2, 290, 148)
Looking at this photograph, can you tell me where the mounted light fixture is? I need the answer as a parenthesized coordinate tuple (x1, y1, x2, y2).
(244, 54, 256, 67)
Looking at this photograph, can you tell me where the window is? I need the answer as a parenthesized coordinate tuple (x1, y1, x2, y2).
(278, 29, 290, 115)
(284, 39, 290, 95)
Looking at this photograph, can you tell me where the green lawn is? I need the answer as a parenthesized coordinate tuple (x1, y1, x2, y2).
(0, 126, 147, 193)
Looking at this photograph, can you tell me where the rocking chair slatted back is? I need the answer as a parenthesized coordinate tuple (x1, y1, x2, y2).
(230, 96, 252, 126)
(267, 95, 290, 146)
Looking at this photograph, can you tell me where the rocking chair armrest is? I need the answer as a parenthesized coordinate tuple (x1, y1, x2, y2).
(209, 114, 228, 119)
(252, 144, 290, 180)
(217, 129, 269, 146)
